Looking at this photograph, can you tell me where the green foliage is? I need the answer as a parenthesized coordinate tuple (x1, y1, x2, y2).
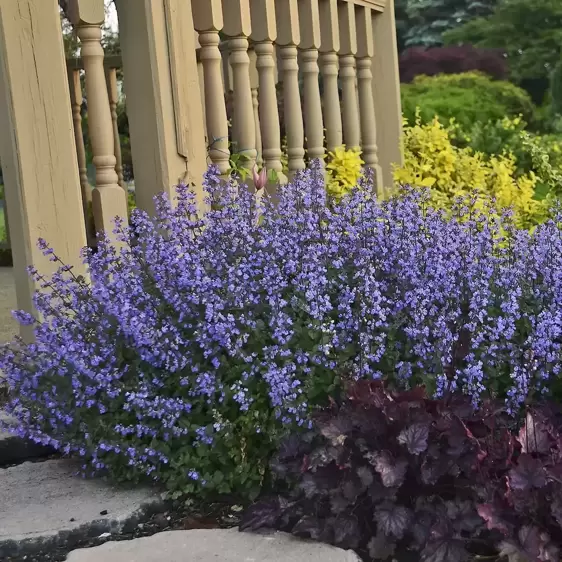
(402, 0, 497, 48)
(401, 72, 537, 130)
(444, 0, 562, 103)
(393, 114, 548, 229)
(551, 59, 562, 117)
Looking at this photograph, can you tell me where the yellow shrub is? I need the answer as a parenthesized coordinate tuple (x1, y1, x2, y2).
(326, 146, 364, 199)
(393, 115, 547, 228)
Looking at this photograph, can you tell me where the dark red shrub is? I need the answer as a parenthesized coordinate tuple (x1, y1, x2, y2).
(399, 45, 508, 83)
(241, 381, 562, 561)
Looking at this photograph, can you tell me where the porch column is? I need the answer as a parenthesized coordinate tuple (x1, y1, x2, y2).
(0, 0, 87, 339)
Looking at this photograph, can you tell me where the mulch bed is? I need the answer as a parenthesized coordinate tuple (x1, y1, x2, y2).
(4, 499, 243, 562)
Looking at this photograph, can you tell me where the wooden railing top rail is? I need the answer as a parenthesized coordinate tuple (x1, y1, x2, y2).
(66, 55, 122, 71)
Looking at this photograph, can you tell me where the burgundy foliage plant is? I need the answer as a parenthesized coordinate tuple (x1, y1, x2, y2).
(399, 45, 508, 83)
(241, 381, 562, 561)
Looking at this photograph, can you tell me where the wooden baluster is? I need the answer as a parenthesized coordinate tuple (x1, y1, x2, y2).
(371, 0, 402, 187)
(299, 0, 324, 165)
(69, 0, 128, 236)
(250, 0, 286, 184)
(249, 49, 263, 167)
(356, 5, 383, 190)
(193, 0, 231, 176)
(222, 0, 257, 175)
(338, 1, 361, 150)
(276, 0, 305, 178)
(195, 40, 208, 144)
(67, 67, 92, 216)
(319, 0, 342, 153)
(106, 66, 126, 191)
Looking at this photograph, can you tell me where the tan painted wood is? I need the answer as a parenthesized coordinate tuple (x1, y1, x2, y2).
(338, 1, 361, 150)
(299, 0, 324, 164)
(356, 6, 383, 190)
(70, 0, 128, 236)
(115, 0, 208, 213)
(0, 0, 87, 339)
(276, 0, 305, 178)
(250, 0, 286, 184)
(106, 67, 126, 191)
(222, 0, 257, 173)
(319, 0, 342, 152)
(193, 1, 230, 176)
(371, 0, 402, 188)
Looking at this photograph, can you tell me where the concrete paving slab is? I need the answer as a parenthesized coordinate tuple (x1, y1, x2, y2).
(0, 459, 164, 558)
(66, 528, 361, 562)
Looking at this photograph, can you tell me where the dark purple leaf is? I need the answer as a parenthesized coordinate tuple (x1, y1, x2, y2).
(291, 515, 324, 540)
(509, 454, 547, 490)
(317, 415, 352, 446)
(239, 497, 281, 531)
(551, 492, 562, 529)
(307, 445, 342, 470)
(341, 478, 361, 501)
(476, 503, 510, 535)
(398, 423, 429, 455)
(518, 412, 550, 454)
(518, 525, 542, 559)
(421, 457, 449, 485)
(421, 539, 469, 562)
(371, 451, 408, 488)
(299, 473, 319, 498)
(446, 500, 482, 533)
(367, 532, 396, 560)
(333, 514, 360, 548)
(330, 491, 350, 514)
(368, 481, 398, 503)
(356, 465, 374, 488)
(374, 503, 412, 539)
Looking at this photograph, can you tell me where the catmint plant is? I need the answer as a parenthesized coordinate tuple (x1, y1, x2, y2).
(1, 161, 562, 499)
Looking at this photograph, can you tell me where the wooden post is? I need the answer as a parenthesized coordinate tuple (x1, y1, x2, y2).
(222, 0, 257, 174)
(193, 0, 231, 176)
(299, 0, 325, 165)
(115, 0, 208, 213)
(338, 1, 361, 150)
(276, 0, 305, 178)
(250, 0, 286, 184)
(0, 0, 87, 339)
(319, 0, 342, 153)
(356, 5, 383, 190)
(372, 0, 402, 188)
(69, 0, 128, 236)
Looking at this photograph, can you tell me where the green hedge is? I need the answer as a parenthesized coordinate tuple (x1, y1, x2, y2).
(401, 72, 537, 130)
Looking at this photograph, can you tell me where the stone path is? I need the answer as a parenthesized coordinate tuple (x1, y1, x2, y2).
(0, 459, 164, 559)
(65, 529, 361, 562)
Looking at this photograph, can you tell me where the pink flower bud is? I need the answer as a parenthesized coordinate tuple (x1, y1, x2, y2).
(253, 166, 268, 191)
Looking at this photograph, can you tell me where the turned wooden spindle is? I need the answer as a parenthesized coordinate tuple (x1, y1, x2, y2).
(299, 0, 325, 164)
(319, 0, 343, 152)
(193, 2, 230, 176)
(338, 1, 361, 150)
(69, 0, 128, 235)
(250, 0, 286, 184)
(276, 0, 305, 178)
(223, 0, 257, 174)
(356, 5, 383, 190)
(106, 66, 126, 191)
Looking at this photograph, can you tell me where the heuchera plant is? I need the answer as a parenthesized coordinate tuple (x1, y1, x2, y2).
(241, 381, 562, 561)
(3, 161, 562, 500)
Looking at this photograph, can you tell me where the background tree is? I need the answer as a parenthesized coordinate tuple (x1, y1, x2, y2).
(401, 0, 497, 48)
(444, 0, 562, 104)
